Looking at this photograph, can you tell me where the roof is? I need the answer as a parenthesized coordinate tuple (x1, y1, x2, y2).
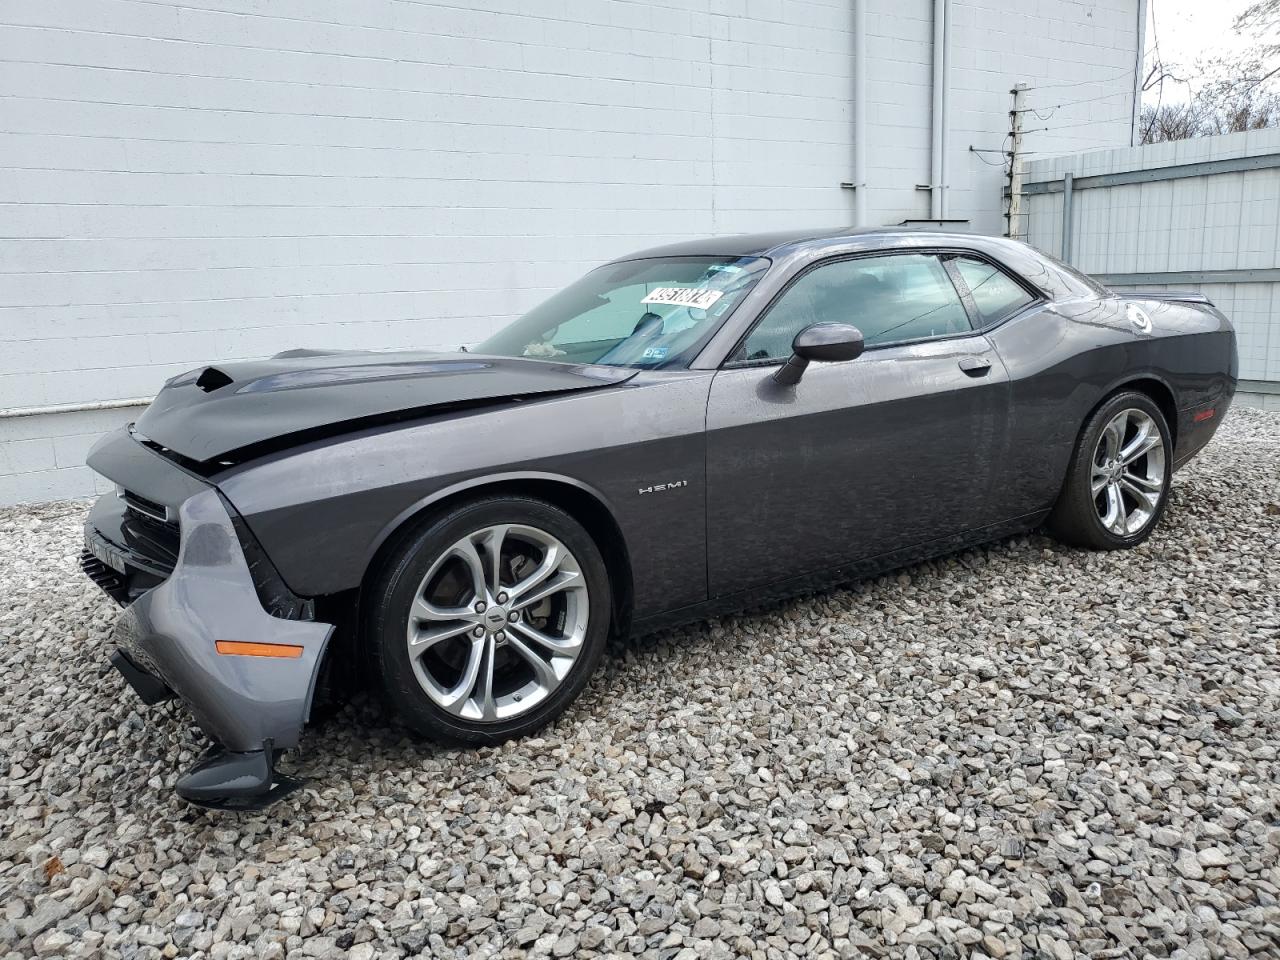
(612, 226, 985, 262)
(606, 229, 1103, 303)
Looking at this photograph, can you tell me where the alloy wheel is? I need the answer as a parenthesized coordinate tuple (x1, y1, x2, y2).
(1091, 408, 1166, 537)
(404, 523, 588, 722)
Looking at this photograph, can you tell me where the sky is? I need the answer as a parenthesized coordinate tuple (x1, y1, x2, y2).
(1145, 0, 1260, 104)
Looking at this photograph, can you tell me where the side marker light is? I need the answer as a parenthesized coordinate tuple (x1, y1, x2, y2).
(215, 641, 304, 659)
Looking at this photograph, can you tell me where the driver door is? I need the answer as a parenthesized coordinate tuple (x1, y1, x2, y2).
(705, 252, 1011, 597)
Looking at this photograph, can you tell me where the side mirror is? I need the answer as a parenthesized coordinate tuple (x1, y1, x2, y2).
(773, 322, 865, 386)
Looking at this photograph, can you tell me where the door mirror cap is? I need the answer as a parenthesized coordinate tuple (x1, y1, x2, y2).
(773, 322, 865, 386)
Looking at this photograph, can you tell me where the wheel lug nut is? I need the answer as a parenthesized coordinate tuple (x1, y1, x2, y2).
(495, 631, 506, 644)
(508, 610, 519, 622)
(474, 601, 486, 613)
(472, 626, 485, 638)
(496, 592, 508, 604)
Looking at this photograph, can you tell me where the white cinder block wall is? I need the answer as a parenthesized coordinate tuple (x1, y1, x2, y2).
(0, 0, 1138, 505)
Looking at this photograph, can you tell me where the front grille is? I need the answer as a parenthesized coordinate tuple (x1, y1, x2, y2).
(118, 489, 181, 570)
(121, 489, 171, 524)
(81, 551, 131, 606)
(119, 510, 180, 574)
(83, 489, 181, 597)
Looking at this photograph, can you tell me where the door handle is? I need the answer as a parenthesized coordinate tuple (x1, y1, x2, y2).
(958, 356, 992, 377)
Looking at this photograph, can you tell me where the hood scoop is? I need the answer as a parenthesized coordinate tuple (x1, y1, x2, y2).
(195, 367, 234, 392)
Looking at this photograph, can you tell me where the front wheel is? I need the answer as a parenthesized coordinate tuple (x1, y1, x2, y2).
(1047, 391, 1172, 549)
(367, 497, 611, 745)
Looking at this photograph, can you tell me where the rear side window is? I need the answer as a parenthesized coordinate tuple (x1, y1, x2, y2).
(739, 253, 971, 361)
(952, 257, 1036, 325)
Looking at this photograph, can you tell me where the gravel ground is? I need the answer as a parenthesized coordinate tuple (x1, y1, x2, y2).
(2, 409, 1280, 960)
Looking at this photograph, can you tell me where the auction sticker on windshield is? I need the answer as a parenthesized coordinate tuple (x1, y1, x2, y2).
(641, 287, 724, 310)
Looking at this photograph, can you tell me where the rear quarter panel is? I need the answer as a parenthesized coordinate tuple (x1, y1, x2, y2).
(1129, 295, 1237, 465)
(986, 294, 1235, 518)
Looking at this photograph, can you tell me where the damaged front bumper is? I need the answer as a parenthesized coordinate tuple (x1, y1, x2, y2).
(84, 430, 334, 809)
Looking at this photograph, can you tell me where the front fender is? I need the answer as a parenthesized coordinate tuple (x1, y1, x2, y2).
(358, 470, 622, 581)
(216, 373, 714, 617)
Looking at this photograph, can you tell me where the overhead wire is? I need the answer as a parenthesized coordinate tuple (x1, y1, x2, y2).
(1142, 0, 1169, 142)
(999, 51, 1141, 143)
(1013, 88, 1133, 116)
(969, 132, 1012, 168)
(972, 74, 1132, 224)
(1018, 91, 1136, 138)
(1020, 64, 1139, 92)
(1019, 116, 1135, 134)
(988, 52, 1144, 234)
(970, 148, 1009, 168)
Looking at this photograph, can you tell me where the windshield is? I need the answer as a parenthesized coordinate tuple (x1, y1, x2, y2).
(474, 256, 770, 368)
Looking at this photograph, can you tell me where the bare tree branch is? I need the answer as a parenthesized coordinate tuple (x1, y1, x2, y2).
(1139, 25, 1280, 145)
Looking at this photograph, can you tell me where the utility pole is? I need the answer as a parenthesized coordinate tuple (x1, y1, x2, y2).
(1006, 83, 1026, 239)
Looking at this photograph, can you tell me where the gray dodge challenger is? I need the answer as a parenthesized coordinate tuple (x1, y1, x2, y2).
(82, 228, 1237, 808)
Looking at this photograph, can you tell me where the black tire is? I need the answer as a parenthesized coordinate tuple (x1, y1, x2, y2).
(1047, 390, 1173, 550)
(367, 497, 611, 746)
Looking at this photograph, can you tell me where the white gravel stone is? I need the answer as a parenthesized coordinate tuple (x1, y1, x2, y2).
(1, 408, 1278, 959)
(1198, 847, 1233, 868)
(31, 929, 74, 956)
(1176, 849, 1206, 880)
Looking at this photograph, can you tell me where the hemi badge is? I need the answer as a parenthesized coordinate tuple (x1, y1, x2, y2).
(638, 480, 688, 495)
(1192, 408, 1216, 423)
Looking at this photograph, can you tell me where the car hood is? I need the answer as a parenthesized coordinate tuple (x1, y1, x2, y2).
(134, 350, 636, 463)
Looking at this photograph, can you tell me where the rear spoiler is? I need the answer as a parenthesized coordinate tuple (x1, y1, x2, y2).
(1117, 290, 1212, 305)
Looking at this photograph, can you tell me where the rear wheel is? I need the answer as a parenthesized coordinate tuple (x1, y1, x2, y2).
(1047, 391, 1172, 549)
(368, 497, 611, 745)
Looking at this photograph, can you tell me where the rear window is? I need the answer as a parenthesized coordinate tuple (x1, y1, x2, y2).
(952, 257, 1036, 325)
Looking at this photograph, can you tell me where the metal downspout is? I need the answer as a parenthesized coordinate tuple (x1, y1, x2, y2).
(1061, 171, 1075, 263)
(940, 0, 952, 217)
(853, 0, 868, 226)
(930, 0, 946, 219)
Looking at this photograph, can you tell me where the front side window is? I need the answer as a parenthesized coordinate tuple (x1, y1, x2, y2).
(736, 253, 971, 362)
(951, 256, 1036, 325)
(475, 256, 770, 368)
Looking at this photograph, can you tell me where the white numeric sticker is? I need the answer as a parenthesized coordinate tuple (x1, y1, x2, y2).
(641, 287, 724, 310)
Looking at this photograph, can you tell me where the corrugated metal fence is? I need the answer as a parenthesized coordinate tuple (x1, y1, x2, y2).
(1021, 128, 1280, 392)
